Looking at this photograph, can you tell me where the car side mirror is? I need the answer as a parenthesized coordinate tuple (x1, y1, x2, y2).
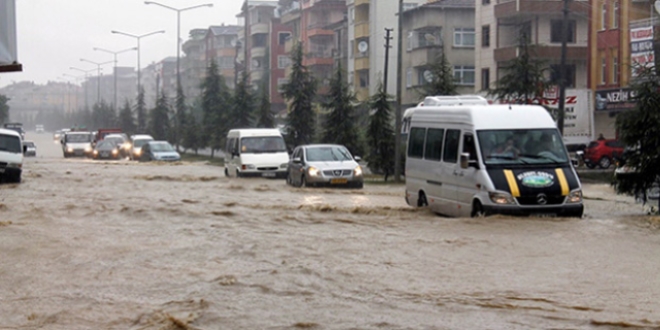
(60, 140, 64, 145)
(460, 153, 478, 169)
(292, 157, 302, 164)
(23, 145, 27, 154)
(354, 156, 362, 162)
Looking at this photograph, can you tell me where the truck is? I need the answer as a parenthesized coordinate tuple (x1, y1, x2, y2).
(3, 122, 25, 140)
(94, 128, 123, 146)
(537, 88, 595, 151)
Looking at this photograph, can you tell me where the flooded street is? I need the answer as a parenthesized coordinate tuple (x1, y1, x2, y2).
(1, 133, 660, 330)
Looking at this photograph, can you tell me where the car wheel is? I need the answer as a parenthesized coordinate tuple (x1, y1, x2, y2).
(354, 181, 364, 189)
(286, 172, 293, 186)
(471, 200, 487, 217)
(417, 191, 428, 207)
(302, 175, 311, 187)
(598, 156, 611, 169)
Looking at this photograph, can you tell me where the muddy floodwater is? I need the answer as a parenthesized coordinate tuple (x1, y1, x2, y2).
(1, 133, 659, 330)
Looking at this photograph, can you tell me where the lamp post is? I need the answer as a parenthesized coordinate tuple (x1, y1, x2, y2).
(93, 46, 137, 111)
(144, 1, 213, 94)
(69, 67, 96, 110)
(80, 58, 113, 105)
(111, 29, 165, 97)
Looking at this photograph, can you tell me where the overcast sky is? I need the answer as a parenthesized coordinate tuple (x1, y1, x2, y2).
(0, 0, 247, 88)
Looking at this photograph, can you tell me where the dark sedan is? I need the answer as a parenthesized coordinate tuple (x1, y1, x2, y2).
(92, 140, 120, 160)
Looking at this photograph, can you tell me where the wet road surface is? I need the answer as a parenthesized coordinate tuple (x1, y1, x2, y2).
(1, 132, 659, 329)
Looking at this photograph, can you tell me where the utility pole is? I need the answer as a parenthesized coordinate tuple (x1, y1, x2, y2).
(244, 0, 249, 82)
(383, 28, 393, 92)
(394, 0, 404, 182)
(557, 0, 570, 135)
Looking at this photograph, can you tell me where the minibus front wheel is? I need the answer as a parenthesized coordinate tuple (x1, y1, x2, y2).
(471, 200, 488, 217)
(417, 192, 428, 207)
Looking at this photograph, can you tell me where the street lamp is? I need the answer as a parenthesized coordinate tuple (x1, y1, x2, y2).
(111, 29, 165, 96)
(69, 67, 96, 110)
(93, 46, 137, 111)
(144, 1, 213, 93)
(80, 58, 113, 105)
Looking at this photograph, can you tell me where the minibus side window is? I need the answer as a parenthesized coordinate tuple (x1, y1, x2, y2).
(424, 128, 444, 161)
(443, 129, 461, 163)
(408, 127, 426, 158)
(463, 134, 478, 161)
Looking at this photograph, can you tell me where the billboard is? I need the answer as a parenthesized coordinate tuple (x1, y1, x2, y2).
(542, 88, 594, 145)
(0, 0, 21, 72)
(630, 26, 654, 77)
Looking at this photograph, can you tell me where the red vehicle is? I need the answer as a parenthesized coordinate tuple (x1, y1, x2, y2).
(94, 128, 122, 145)
(583, 139, 625, 169)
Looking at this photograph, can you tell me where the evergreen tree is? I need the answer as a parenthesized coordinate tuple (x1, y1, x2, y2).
(612, 66, 660, 212)
(0, 94, 10, 125)
(174, 83, 187, 150)
(280, 42, 317, 147)
(231, 72, 254, 129)
(416, 51, 457, 98)
(489, 35, 548, 104)
(256, 70, 274, 128)
(91, 100, 116, 129)
(118, 99, 136, 136)
(149, 90, 171, 140)
(321, 63, 362, 156)
(182, 111, 202, 154)
(366, 81, 396, 181)
(201, 59, 232, 157)
(135, 86, 147, 132)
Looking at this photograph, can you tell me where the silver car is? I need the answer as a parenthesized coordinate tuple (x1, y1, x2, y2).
(287, 144, 363, 188)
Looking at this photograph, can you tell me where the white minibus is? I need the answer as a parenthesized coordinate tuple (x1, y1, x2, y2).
(404, 95, 584, 217)
(225, 129, 289, 178)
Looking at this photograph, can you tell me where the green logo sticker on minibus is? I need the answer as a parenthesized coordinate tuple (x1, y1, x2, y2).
(517, 171, 554, 188)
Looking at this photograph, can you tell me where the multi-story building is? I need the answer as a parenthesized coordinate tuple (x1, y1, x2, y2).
(476, 0, 590, 95)
(588, 0, 654, 138)
(204, 25, 242, 90)
(269, 18, 293, 113)
(346, 0, 426, 101)
(182, 28, 210, 100)
(238, 1, 279, 87)
(401, 0, 475, 107)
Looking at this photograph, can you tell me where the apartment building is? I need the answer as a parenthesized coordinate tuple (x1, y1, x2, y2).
(182, 28, 211, 101)
(476, 0, 590, 95)
(401, 0, 475, 107)
(237, 1, 279, 86)
(588, 0, 654, 138)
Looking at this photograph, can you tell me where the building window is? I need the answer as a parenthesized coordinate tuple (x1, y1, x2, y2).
(406, 68, 412, 88)
(218, 56, 234, 69)
(418, 68, 432, 86)
(550, 64, 577, 88)
(349, 40, 354, 59)
(613, 56, 619, 84)
(277, 55, 291, 69)
(278, 32, 291, 45)
(358, 70, 369, 88)
(482, 0, 490, 4)
(407, 32, 413, 51)
(349, 7, 354, 23)
(409, 29, 442, 50)
(482, 25, 490, 48)
(454, 66, 475, 85)
(550, 20, 576, 43)
(601, 3, 607, 30)
(481, 68, 490, 91)
(277, 78, 288, 92)
(453, 28, 475, 47)
(613, 2, 619, 29)
(601, 58, 607, 84)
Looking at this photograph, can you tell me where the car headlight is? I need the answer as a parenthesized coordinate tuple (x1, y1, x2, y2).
(112, 149, 118, 155)
(308, 166, 320, 177)
(84, 146, 92, 152)
(67, 147, 73, 152)
(93, 150, 98, 155)
(6, 162, 21, 169)
(280, 163, 288, 169)
(567, 189, 583, 203)
(489, 192, 516, 205)
(135, 149, 142, 156)
(354, 166, 363, 176)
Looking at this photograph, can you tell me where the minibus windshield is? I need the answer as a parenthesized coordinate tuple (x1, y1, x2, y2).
(477, 129, 569, 165)
(240, 136, 287, 153)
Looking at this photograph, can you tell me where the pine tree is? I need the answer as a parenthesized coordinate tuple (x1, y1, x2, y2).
(174, 83, 187, 150)
(280, 42, 317, 147)
(321, 63, 362, 156)
(135, 86, 147, 132)
(91, 100, 117, 129)
(149, 90, 171, 140)
(416, 51, 457, 98)
(256, 70, 274, 128)
(201, 59, 232, 157)
(182, 111, 202, 154)
(367, 81, 396, 181)
(0, 94, 10, 125)
(118, 99, 136, 136)
(231, 72, 254, 129)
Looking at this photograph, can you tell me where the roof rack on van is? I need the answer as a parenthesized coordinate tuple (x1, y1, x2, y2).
(421, 95, 489, 107)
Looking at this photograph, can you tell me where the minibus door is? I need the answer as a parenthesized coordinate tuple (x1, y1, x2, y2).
(456, 132, 480, 217)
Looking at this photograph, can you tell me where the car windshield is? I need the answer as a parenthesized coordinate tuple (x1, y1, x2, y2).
(240, 136, 287, 153)
(306, 146, 353, 162)
(24, 142, 35, 147)
(96, 141, 114, 149)
(133, 139, 152, 148)
(150, 142, 175, 152)
(478, 129, 569, 165)
(0, 134, 22, 153)
(65, 133, 92, 143)
(104, 137, 124, 145)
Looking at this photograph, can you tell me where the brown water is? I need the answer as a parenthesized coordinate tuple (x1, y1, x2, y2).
(1, 133, 659, 330)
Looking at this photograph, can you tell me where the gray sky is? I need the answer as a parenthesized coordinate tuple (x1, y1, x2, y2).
(0, 0, 246, 88)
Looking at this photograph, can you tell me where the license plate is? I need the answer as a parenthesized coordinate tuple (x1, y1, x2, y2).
(331, 178, 348, 184)
(101, 152, 109, 157)
(262, 172, 276, 177)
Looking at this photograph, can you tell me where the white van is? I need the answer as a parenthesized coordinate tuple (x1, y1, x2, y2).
(225, 129, 289, 178)
(404, 95, 584, 218)
(0, 128, 24, 183)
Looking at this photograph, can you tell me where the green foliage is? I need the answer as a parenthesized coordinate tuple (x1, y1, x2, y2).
(281, 42, 317, 147)
(91, 100, 117, 129)
(488, 36, 548, 103)
(416, 51, 457, 98)
(231, 72, 254, 129)
(173, 84, 187, 150)
(135, 86, 147, 132)
(256, 72, 275, 128)
(612, 66, 660, 207)
(366, 81, 396, 180)
(118, 99, 136, 136)
(0, 94, 10, 125)
(149, 90, 171, 140)
(201, 59, 232, 152)
(182, 111, 203, 153)
(321, 63, 362, 156)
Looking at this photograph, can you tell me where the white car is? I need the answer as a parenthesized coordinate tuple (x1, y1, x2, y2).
(0, 128, 23, 183)
(129, 134, 154, 160)
(286, 144, 363, 188)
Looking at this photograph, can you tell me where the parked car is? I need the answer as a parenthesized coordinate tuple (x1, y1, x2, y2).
(92, 140, 121, 160)
(129, 134, 154, 160)
(35, 125, 44, 133)
(583, 139, 625, 169)
(139, 141, 181, 162)
(286, 144, 363, 188)
(23, 140, 36, 157)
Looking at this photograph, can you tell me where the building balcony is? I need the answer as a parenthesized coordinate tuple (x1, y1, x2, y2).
(410, 47, 444, 68)
(493, 45, 588, 62)
(250, 22, 269, 36)
(355, 87, 370, 101)
(355, 0, 369, 7)
(304, 56, 334, 66)
(251, 69, 265, 81)
(308, 22, 335, 38)
(354, 57, 370, 71)
(251, 46, 267, 59)
(494, 0, 589, 19)
(355, 21, 369, 39)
